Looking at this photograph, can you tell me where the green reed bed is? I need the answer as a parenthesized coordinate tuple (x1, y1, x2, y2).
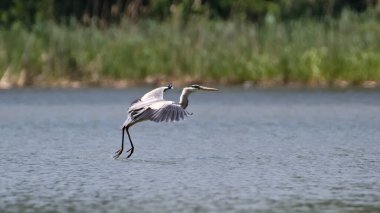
(0, 13, 380, 87)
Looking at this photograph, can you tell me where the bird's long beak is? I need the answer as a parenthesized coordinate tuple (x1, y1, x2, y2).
(199, 86, 219, 91)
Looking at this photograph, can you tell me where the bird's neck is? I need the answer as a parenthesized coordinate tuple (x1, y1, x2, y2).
(179, 88, 191, 109)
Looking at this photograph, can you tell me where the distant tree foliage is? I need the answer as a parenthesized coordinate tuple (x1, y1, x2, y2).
(0, 0, 378, 26)
(0, 0, 51, 27)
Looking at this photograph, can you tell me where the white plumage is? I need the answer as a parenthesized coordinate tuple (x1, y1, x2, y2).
(114, 83, 218, 159)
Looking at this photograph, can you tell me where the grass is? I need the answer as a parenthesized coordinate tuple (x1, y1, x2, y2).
(1, 11, 380, 88)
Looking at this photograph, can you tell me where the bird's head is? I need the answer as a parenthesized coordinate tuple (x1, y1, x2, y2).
(187, 84, 218, 92)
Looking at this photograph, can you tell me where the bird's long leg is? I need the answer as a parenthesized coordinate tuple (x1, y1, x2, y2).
(125, 127, 134, 159)
(113, 127, 125, 159)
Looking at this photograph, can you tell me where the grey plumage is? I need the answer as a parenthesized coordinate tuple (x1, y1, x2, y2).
(122, 85, 191, 127)
(136, 103, 191, 123)
(114, 83, 218, 159)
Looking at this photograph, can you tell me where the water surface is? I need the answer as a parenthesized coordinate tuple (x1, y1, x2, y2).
(0, 88, 380, 212)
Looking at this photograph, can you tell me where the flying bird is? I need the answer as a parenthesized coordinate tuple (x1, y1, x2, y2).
(114, 84, 218, 159)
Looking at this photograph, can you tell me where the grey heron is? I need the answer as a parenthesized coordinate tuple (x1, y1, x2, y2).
(114, 84, 218, 159)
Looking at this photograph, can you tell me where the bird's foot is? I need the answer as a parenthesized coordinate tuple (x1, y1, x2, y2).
(126, 148, 134, 159)
(113, 148, 123, 159)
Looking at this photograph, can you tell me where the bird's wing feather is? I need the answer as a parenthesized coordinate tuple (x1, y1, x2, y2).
(140, 87, 167, 102)
(138, 102, 191, 123)
(129, 86, 168, 107)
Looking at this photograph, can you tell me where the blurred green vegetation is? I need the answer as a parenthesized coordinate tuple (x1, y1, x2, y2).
(0, 0, 380, 87)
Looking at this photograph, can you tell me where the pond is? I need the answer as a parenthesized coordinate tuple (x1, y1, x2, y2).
(0, 88, 379, 212)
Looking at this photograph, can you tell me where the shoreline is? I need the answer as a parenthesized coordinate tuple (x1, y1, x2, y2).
(1, 77, 379, 90)
(1, 18, 380, 91)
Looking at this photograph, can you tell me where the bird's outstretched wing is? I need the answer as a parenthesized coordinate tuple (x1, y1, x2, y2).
(130, 86, 170, 107)
(141, 87, 167, 101)
(138, 102, 191, 123)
